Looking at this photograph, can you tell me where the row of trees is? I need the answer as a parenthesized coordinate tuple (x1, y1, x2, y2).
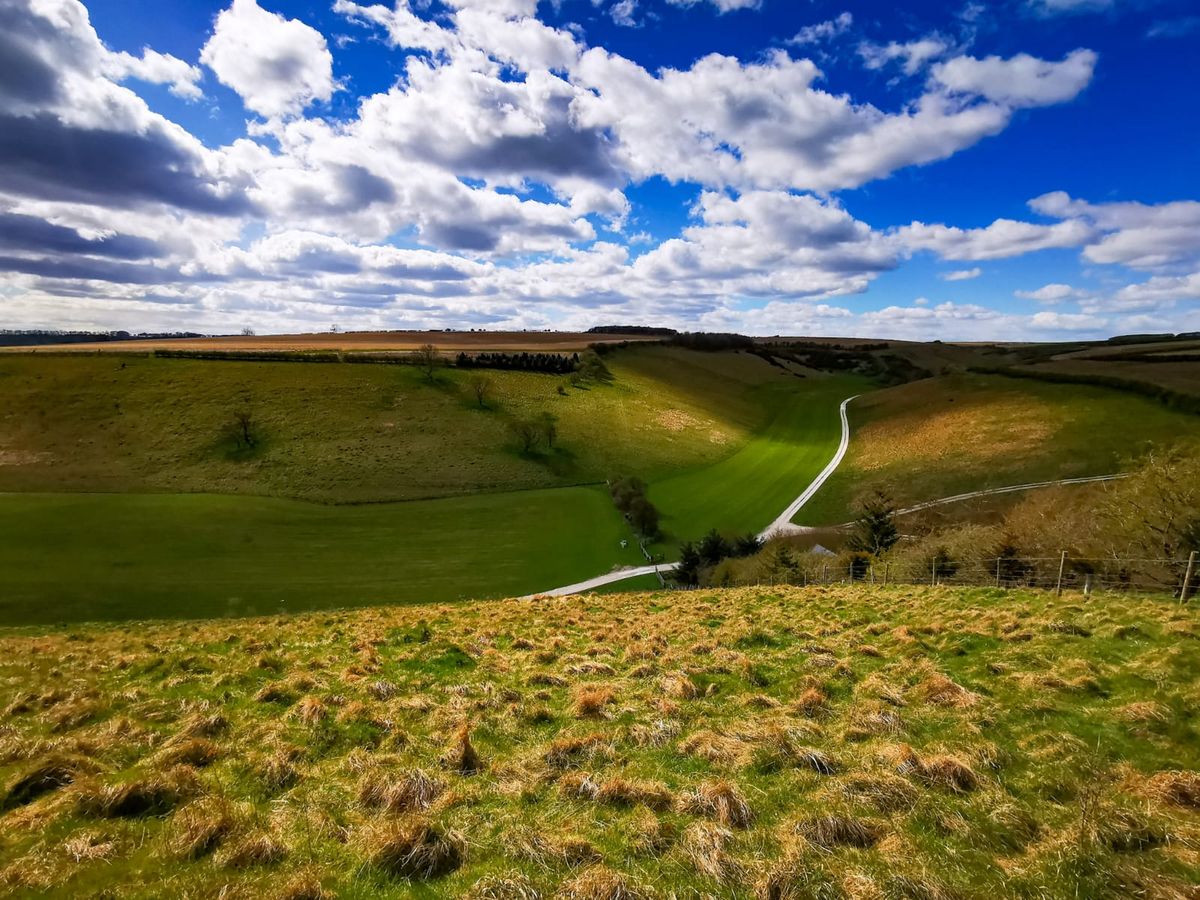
(609, 476, 660, 539)
(455, 351, 580, 375)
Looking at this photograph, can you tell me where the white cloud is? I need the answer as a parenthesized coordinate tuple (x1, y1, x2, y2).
(1029, 192, 1200, 270)
(1029, 310, 1107, 330)
(609, 0, 639, 27)
(860, 37, 951, 75)
(932, 49, 1097, 107)
(1028, 0, 1114, 17)
(665, 0, 762, 12)
(789, 12, 853, 46)
(1014, 283, 1084, 303)
(940, 267, 981, 281)
(895, 218, 1094, 260)
(200, 0, 336, 119)
(103, 48, 203, 100)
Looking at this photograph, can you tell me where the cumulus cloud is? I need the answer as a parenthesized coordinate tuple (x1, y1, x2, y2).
(104, 48, 203, 100)
(1014, 283, 1085, 303)
(200, 0, 336, 119)
(2, 0, 1191, 339)
(932, 49, 1097, 107)
(895, 218, 1094, 260)
(1029, 191, 1200, 270)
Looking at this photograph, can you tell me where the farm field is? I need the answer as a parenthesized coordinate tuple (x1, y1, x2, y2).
(0, 488, 642, 626)
(794, 372, 1200, 527)
(0, 584, 1196, 898)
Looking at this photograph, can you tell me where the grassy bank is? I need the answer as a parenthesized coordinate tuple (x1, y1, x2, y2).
(795, 373, 1200, 526)
(0, 585, 1196, 897)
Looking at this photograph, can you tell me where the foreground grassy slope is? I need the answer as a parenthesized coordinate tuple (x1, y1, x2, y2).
(0, 488, 644, 625)
(796, 372, 1200, 526)
(1, 585, 1197, 898)
(0, 348, 794, 503)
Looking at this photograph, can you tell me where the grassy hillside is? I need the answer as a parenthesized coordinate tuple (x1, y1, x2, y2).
(796, 372, 1200, 526)
(0, 347, 861, 623)
(1, 585, 1196, 898)
(0, 347, 803, 503)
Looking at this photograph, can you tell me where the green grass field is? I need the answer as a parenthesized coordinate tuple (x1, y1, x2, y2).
(0, 489, 643, 625)
(651, 374, 867, 544)
(795, 373, 1200, 526)
(1, 584, 1196, 898)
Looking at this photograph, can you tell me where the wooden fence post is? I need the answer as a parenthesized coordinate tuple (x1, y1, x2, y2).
(931, 558, 937, 587)
(1182, 550, 1197, 602)
(1055, 550, 1067, 597)
(995, 557, 1001, 587)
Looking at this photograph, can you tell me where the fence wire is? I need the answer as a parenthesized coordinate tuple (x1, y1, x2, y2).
(746, 553, 1199, 600)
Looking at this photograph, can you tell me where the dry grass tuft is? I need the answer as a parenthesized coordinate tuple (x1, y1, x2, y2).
(443, 722, 485, 774)
(659, 671, 701, 700)
(359, 768, 446, 813)
(511, 829, 600, 868)
(677, 730, 750, 767)
(555, 865, 652, 900)
(572, 686, 615, 719)
(166, 797, 236, 859)
(680, 779, 753, 828)
(793, 688, 828, 717)
(917, 674, 978, 708)
(595, 776, 674, 811)
(1144, 770, 1200, 809)
(795, 814, 883, 849)
(1, 753, 98, 811)
(217, 831, 288, 868)
(681, 821, 742, 882)
(274, 870, 328, 900)
(363, 817, 464, 880)
(544, 733, 610, 769)
(893, 745, 979, 793)
(293, 696, 327, 725)
(466, 871, 542, 899)
(838, 773, 918, 813)
(74, 766, 200, 818)
(156, 737, 220, 768)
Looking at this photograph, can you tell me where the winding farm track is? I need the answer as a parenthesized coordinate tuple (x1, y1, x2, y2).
(528, 394, 860, 597)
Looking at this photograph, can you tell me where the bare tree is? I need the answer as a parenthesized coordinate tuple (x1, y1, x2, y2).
(470, 374, 494, 408)
(537, 411, 558, 448)
(232, 409, 255, 448)
(415, 343, 440, 382)
(509, 418, 539, 454)
(240, 326, 256, 336)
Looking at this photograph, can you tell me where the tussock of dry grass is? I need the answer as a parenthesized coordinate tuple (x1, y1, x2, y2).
(0, 584, 1197, 896)
(362, 817, 464, 879)
(680, 779, 753, 828)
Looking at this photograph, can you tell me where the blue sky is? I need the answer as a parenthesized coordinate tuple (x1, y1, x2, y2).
(1, 0, 1198, 338)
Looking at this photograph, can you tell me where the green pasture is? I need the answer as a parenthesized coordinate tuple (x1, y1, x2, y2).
(0, 488, 642, 625)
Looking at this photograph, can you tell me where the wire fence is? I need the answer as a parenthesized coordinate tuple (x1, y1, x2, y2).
(747, 551, 1199, 600)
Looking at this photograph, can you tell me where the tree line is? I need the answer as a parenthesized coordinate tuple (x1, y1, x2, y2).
(609, 476, 661, 540)
(455, 351, 580, 375)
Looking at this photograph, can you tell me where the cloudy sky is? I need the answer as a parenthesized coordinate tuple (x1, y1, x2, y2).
(1, 0, 1198, 339)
